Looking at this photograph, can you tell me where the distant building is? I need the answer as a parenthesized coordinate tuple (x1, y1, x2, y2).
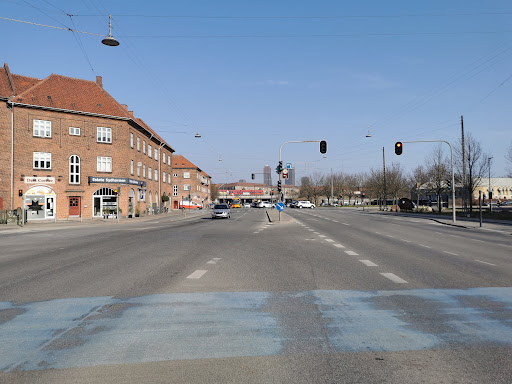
(263, 165, 272, 186)
(285, 167, 296, 186)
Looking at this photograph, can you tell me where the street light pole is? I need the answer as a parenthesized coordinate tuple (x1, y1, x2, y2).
(488, 157, 493, 212)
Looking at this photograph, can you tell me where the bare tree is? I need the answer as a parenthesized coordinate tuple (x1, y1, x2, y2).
(367, 168, 385, 206)
(386, 163, 409, 208)
(343, 174, 358, 204)
(455, 133, 489, 213)
(506, 141, 512, 177)
(410, 165, 428, 208)
(426, 144, 450, 212)
(309, 172, 326, 205)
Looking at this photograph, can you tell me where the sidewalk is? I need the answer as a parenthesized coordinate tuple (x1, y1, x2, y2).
(359, 206, 512, 233)
(0, 209, 211, 233)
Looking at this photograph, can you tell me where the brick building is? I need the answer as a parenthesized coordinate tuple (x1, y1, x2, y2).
(0, 63, 178, 220)
(170, 155, 211, 209)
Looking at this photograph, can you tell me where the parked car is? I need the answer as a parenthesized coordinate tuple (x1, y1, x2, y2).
(295, 201, 316, 209)
(211, 204, 231, 219)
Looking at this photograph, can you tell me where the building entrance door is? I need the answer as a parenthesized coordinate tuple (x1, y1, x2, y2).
(69, 197, 81, 216)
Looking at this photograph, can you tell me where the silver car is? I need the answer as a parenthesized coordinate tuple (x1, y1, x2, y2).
(211, 204, 231, 219)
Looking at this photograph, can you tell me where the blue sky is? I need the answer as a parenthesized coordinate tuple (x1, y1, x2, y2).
(2, 0, 511, 184)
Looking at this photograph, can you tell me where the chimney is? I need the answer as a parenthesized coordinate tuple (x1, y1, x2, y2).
(96, 76, 103, 88)
(128, 111, 134, 118)
(121, 104, 128, 111)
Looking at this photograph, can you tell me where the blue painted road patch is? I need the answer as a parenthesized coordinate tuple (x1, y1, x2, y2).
(1, 287, 511, 371)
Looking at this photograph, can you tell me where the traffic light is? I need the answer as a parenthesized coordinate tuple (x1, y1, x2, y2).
(395, 141, 403, 155)
(113, 189, 118, 195)
(251, 173, 255, 180)
(18, 189, 23, 196)
(276, 161, 283, 174)
(277, 180, 282, 192)
(320, 140, 327, 154)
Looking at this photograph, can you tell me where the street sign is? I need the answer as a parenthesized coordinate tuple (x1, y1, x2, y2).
(282, 169, 288, 174)
(282, 173, 289, 179)
(286, 162, 292, 169)
(276, 202, 285, 211)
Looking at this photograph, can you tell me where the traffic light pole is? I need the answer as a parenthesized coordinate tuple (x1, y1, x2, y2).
(401, 140, 456, 223)
(279, 140, 322, 202)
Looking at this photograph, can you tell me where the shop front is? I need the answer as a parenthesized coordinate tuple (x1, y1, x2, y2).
(24, 185, 57, 220)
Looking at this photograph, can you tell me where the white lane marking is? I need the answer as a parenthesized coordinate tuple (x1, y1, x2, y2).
(206, 258, 222, 264)
(401, 239, 411, 243)
(342, 223, 350, 226)
(419, 244, 432, 249)
(380, 273, 408, 284)
(333, 220, 339, 223)
(375, 232, 381, 235)
(313, 232, 320, 235)
(308, 229, 315, 231)
(186, 270, 208, 279)
(318, 235, 326, 238)
(345, 251, 359, 256)
(359, 260, 378, 267)
(475, 260, 496, 266)
(386, 235, 394, 238)
(333, 244, 345, 248)
(325, 239, 335, 243)
(443, 251, 458, 256)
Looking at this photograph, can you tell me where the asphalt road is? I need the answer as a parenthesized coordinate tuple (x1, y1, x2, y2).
(0, 208, 511, 383)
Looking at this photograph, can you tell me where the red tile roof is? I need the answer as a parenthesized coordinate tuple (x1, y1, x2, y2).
(172, 155, 210, 177)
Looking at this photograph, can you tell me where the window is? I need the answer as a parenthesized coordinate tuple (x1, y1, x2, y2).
(131, 160, 134, 175)
(137, 163, 140, 177)
(143, 165, 146, 178)
(143, 140, 146, 154)
(69, 155, 80, 184)
(69, 127, 81, 136)
(154, 149, 158, 162)
(173, 173, 178, 177)
(173, 185, 178, 196)
(162, 152, 166, 163)
(154, 169, 158, 181)
(130, 133, 134, 148)
(184, 172, 191, 179)
(137, 137, 140, 151)
(184, 184, 191, 191)
(163, 172, 166, 183)
(168, 155, 171, 165)
(97, 127, 112, 143)
(33, 152, 51, 169)
(33, 120, 51, 138)
(97, 156, 112, 172)
(168, 174, 171, 184)
(148, 167, 152, 180)
(148, 145, 152, 158)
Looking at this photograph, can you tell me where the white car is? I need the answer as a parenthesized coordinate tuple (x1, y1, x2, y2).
(257, 201, 272, 208)
(296, 201, 316, 209)
(243, 203, 251, 208)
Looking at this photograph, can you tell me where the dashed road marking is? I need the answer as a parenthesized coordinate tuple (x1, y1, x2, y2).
(186, 270, 208, 279)
(419, 244, 432, 249)
(401, 239, 411, 243)
(359, 260, 378, 267)
(206, 258, 222, 265)
(318, 235, 326, 238)
(333, 244, 345, 248)
(443, 251, 458, 256)
(475, 260, 496, 266)
(345, 251, 359, 256)
(381, 273, 408, 284)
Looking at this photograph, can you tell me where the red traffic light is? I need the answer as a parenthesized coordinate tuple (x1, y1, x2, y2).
(320, 140, 327, 154)
(395, 141, 403, 155)
(18, 189, 23, 196)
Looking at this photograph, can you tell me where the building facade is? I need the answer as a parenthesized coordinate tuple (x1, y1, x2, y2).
(0, 63, 179, 220)
(263, 165, 272, 186)
(171, 155, 211, 209)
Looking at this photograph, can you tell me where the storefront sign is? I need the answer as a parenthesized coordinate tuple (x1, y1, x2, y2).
(24, 177, 55, 184)
(88, 177, 146, 187)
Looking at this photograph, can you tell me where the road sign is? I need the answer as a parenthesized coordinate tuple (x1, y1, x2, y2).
(276, 202, 285, 211)
(286, 162, 292, 169)
(282, 169, 288, 174)
(282, 173, 289, 179)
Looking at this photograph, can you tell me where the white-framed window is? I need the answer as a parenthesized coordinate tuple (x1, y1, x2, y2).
(148, 167, 152, 180)
(69, 155, 80, 184)
(69, 127, 81, 136)
(137, 137, 140, 151)
(137, 163, 140, 177)
(143, 165, 146, 178)
(148, 145, 152, 158)
(162, 152, 166, 163)
(184, 184, 191, 191)
(97, 127, 112, 143)
(173, 173, 178, 177)
(154, 149, 158, 162)
(33, 120, 52, 138)
(183, 172, 191, 179)
(143, 140, 146, 154)
(131, 160, 134, 175)
(130, 133, 134, 148)
(163, 172, 166, 183)
(168, 174, 171, 183)
(33, 152, 51, 169)
(97, 156, 112, 172)
(173, 185, 178, 196)
(154, 169, 158, 181)
(168, 155, 171, 165)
